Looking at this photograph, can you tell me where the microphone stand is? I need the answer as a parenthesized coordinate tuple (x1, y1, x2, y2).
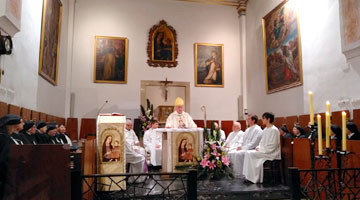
(97, 100, 108, 115)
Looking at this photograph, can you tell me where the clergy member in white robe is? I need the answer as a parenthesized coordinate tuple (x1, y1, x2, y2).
(214, 122, 226, 142)
(125, 138, 147, 183)
(228, 115, 263, 178)
(243, 112, 281, 183)
(223, 122, 243, 150)
(165, 97, 197, 128)
(143, 120, 162, 166)
(125, 120, 146, 156)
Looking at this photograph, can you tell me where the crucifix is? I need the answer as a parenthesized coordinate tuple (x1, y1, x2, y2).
(160, 78, 173, 101)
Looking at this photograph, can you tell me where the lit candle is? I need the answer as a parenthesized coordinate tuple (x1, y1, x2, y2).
(325, 112, 330, 148)
(317, 114, 323, 155)
(309, 91, 314, 125)
(342, 111, 347, 151)
(326, 101, 330, 115)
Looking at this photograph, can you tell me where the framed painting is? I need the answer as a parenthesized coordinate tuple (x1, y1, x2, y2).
(172, 131, 199, 170)
(262, 0, 302, 94)
(94, 36, 128, 84)
(38, 0, 62, 86)
(339, 0, 360, 60)
(194, 43, 224, 87)
(147, 20, 178, 68)
(157, 105, 174, 124)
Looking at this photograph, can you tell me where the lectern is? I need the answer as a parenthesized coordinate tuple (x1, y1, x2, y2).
(157, 128, 203, 172)
(97, 113, 126, 190)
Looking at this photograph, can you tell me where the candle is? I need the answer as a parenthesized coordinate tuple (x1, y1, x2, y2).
(317, 114, 323, 155)
(309, 91, 314, 125)
(325, 112, 330, 148)
(342, 111, 347, 151)
(326, 101, 330, 115)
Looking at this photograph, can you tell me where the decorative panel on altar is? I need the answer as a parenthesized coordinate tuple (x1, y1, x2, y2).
(97, 114, 126, 190)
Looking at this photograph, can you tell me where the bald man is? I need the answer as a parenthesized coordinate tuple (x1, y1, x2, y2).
(165, 97, 197, 128)
(224, 122, 244, 150)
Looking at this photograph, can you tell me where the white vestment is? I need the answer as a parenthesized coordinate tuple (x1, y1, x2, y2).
(165, 111, 197, 128)
(125, 128, 146, 156)
(228, 125, 263, 178)
(143, 128, 162, 166)
(224, 130, 244, 150)
(220, 129, 226, 142)
(243, 125, 281, 183)
(125, 140, 147, 182)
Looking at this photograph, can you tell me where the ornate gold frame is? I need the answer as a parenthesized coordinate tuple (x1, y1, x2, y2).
(93, 36, 128, 84)
(194, 43, 224, 87)
(262, 0, 303, 94)
(38, 0, 63, 86)
(147, 20, 178, 68)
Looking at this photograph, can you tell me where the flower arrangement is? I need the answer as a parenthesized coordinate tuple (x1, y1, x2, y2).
(138, 99, 154, 137)
(197, 122, 232, 180)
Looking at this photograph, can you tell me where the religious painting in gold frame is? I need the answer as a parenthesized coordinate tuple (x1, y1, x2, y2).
(194, 43, 224, 87)
(38, 0, 62, 86)
(262, 0, 303, 94)
(157, 105, 174, 124)
(94, 36, 128, 84)
(147, 20, 178, 68)
(172, 131, 199, 171)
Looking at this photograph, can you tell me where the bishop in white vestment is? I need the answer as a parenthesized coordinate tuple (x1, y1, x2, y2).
(224, 122, 243, 150)
(125, 120, 146, 156)
(228, 115, 263, 178)
(243, 113, 281, 183)
(143, 120, 162, 166)
(165, 97, 197, 128)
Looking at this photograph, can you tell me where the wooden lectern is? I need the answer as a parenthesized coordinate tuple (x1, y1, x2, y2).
(157, 128, 203, 172)
(96, 113, 126, 190)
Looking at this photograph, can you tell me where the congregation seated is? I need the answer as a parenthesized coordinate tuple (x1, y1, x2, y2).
(223, 122, 243, 150)
(57, 124, 72, 145)
(347, 122, 360, 140)
(0, 114, 25, 145)
(45, 123, 63, 144)
(279, 124, 292, 139)
(143, 120, 162, 166)
(20, 120, 37, 144)
(228, 114, 263, 178)
(36, 120, 49, 144)
(214, 122, 226, 142)
(293, 125, 306, 138)
(243, 112, 281, 184)
(125, 119, 146, 156)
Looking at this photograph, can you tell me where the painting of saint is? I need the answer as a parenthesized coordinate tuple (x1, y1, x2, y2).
(262, 0, 302, 93)
(102, 135, 121, 162)
(194, 43, 224, 87)
(153, 31, 173, 61)
(94, 36, 128, 84)
(177, 137, 195, 163)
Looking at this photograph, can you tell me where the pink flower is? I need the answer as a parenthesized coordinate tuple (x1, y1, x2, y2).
(204, 153, 210, 160)
(211, 151, 217, 156)
(208, 161, 216, 170)
(200, 159, 209, 168)
(216, 152, 221, 157)
(221, 156, 230, 166)
(211, 144, 217, 150)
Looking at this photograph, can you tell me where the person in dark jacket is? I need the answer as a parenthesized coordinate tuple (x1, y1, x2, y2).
(346, 122, 360, 140)
(293, 125, 306, 138)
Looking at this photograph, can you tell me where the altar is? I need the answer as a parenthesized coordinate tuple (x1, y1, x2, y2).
(156, 128, 203, 172)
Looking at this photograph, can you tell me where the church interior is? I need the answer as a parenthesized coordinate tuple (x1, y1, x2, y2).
(1, 0, 360, 199)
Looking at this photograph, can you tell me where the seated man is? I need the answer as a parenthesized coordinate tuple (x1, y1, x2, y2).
(165, 97, 197, 128)
(45, 123, 62, 144)
(57, 124, 73, 145)
(125, 138, 148, 183)
(223, 122, 243, 150)
(125, 119, 146, 156)
(143, 120, 162, 166)
(243, 112, 281, 183)
(214, 122, 226, 142)
(228, 114, 263, 178)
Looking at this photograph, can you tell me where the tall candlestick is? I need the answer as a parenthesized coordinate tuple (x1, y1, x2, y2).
(317, 114, 323, 155)
(309, 91, 314, 125)
(326, 101, 330, 115)
(342, 111, 347, 151)
(325, 112, 330, 148)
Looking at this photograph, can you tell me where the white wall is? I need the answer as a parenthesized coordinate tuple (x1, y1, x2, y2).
(245, 0, 360, 118)
(0, 0, 69, 117)
(70, 0, 241, 121)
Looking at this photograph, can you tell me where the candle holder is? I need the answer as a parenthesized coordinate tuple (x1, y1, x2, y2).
(309, 124, 317, 169)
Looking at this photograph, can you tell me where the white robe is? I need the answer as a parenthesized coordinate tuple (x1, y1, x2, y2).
(228, 125, 263, 178)
(224, 130, 244, 150)
(124, 128, 146, 156)
(165, 111, 197, 128)
(125, 139, 147, 183)
(143, 128, 162, 166)
(243, 125, 281, 183)
(220, 129, 226, 142)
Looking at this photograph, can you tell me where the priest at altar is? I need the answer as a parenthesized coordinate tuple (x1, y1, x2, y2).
(243, 112, 281, 183)
(165, 97, 197, 128)
(125, 120, 146, 156)
(228, 115, 263, 178)
(143, 120, 162, 166)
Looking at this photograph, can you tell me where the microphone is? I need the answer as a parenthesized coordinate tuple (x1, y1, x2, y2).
(97, 100, 109, 115)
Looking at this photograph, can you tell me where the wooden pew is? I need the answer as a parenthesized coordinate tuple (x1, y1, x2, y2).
(39, 112, 47, 121)
(20, 107, 32, 121)
(8, 104, 20, 115)
(31, 110, 40, 122)
(332, 110, 350, 127)
(0, 101, 7, 118)
(80, 118, 97, 139)
(193, 120, 204, 128)
(281, 138, 293, 183)
(82, 139, 96, 200)
(299, 114, 310, 134)
(206, 120, 219, 128)
(221, 120, 233, 137)
(237, 120, 247, 131)
(286, 116, 298, 133)
(292, 138, 311, 169)
(67, 118, 78, 141)
(274, 117, 285, 128)
(5, 145, 70, 200)
(353, 109, 360, 129)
